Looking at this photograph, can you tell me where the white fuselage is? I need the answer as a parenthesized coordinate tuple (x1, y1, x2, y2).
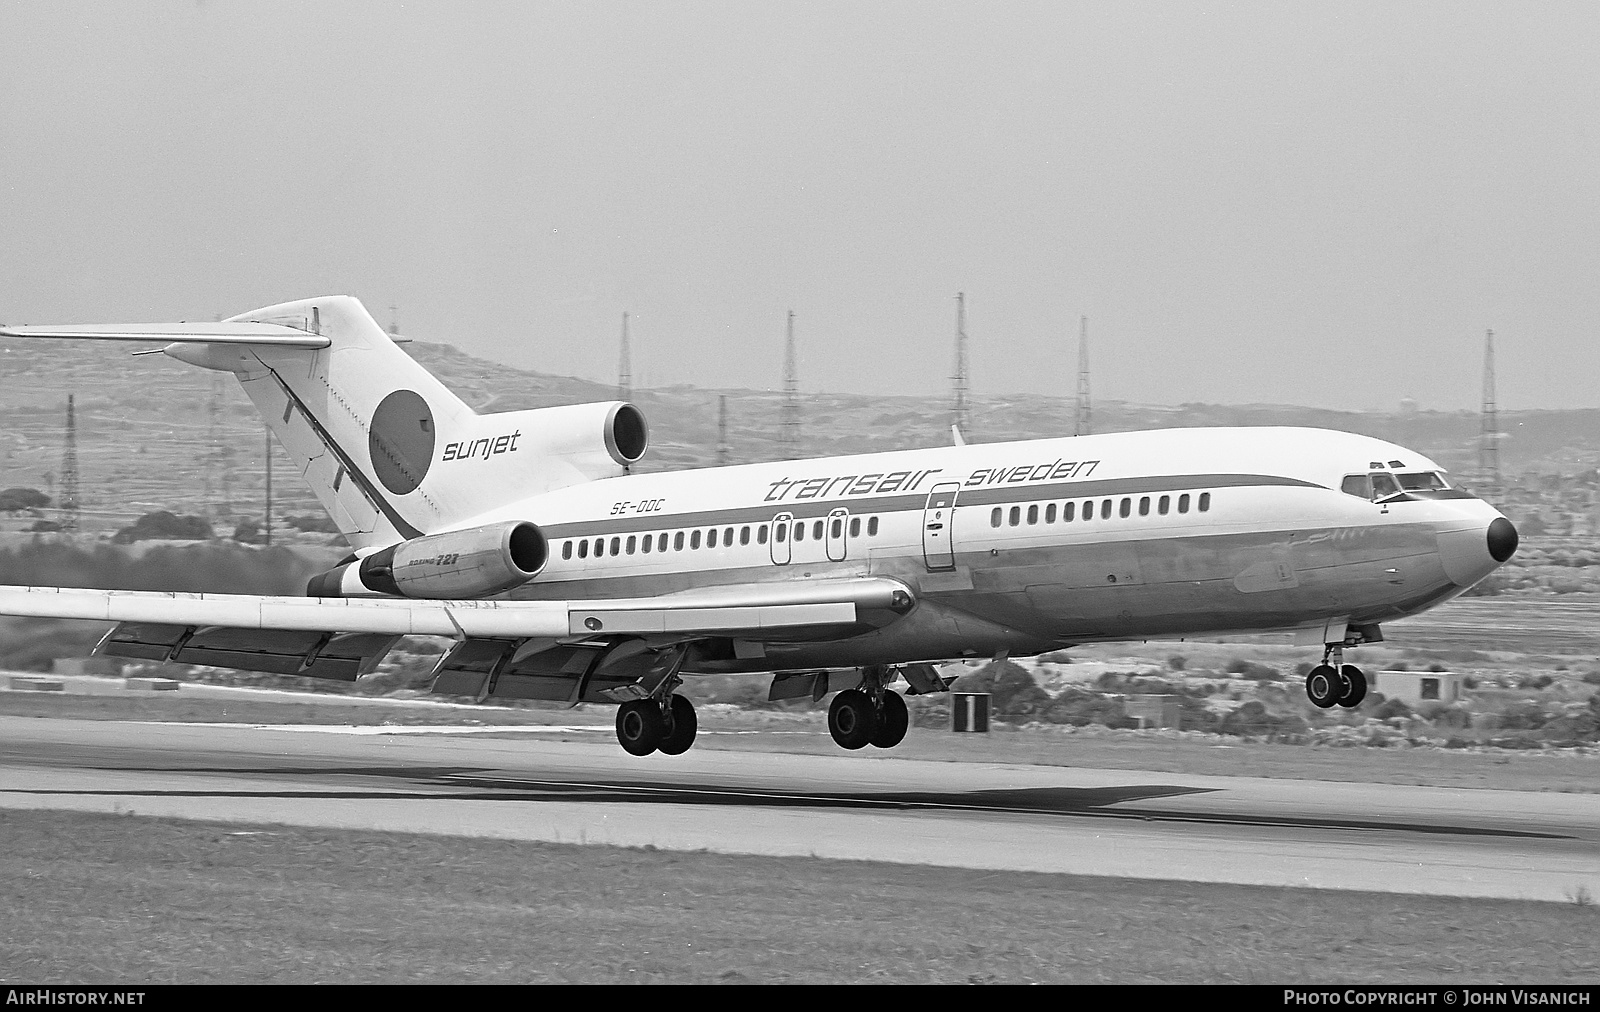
(438, 425, 1509, 672)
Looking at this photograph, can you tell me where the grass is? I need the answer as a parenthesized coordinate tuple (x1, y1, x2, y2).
(1, 809, 1596, 985)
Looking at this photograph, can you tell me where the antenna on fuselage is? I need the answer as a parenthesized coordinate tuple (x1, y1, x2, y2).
(1074, 316, 1091, 436)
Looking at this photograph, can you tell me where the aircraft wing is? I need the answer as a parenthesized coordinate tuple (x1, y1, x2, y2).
(0, 579, 915, 698)
(0, 322, 330, 348)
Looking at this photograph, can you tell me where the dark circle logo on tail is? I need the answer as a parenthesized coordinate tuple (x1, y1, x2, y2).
(370, 390, 435, 495)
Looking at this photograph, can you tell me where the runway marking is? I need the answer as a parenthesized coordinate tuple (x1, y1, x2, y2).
(129, 721, 809, 736)
(4, 766, 1571, 839)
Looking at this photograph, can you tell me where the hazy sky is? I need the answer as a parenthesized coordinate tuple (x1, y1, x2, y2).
(2, 1, 1596, 412)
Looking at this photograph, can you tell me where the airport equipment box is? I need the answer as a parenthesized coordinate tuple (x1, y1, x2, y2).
(951, 691, 990, 732)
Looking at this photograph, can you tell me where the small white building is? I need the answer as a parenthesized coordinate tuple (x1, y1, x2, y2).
(1373, 670, 1464, 707)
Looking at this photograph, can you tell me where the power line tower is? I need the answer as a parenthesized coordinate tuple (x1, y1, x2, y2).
(1074, 316, 1091, 436)
(617, 311, 632, 401)
(1479, 328, 1501, 499)
(951, 292, 971, 438)
(781, 310, 800, 456)
(717, 394, 731, 466)
(58, 394, 79, 532)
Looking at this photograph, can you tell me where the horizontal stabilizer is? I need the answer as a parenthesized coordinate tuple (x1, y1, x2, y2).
(0, 322, 331, 347)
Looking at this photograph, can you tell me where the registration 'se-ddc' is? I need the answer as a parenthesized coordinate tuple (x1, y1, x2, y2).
(0, 297, 1518, 756)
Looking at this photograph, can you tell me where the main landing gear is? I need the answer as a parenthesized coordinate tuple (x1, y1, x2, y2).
(615, 693, 698, 756)
(827, 665, 909, 751)
(1304, 644, 1367, 710)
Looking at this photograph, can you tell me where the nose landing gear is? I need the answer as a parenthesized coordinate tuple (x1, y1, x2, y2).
(1305, 644, 1367, 709)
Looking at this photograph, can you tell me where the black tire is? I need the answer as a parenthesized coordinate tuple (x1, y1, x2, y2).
(616, 700, 665, 756)
(1337, 665, 1367, 709)
(1305, 664, 1341, 709)
(828, 689, 877, 750)
(870, 690, 909, 749)
(657, 694, 698, 755)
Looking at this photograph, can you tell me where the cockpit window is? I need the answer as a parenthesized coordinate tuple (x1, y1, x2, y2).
(1396, 471, 1449, 492)
(1370, 472, 1401, 499)
(1340, 474, 1372, 499)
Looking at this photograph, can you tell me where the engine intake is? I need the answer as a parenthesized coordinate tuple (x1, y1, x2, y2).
(306, 521, 548, 599)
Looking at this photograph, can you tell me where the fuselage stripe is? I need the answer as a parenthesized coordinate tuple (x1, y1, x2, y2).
(535, 472, 1317, 540)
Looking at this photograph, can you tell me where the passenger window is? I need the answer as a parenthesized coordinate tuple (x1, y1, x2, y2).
(658, 533, 668, 552)
(831, 518, 842, 538)
(594, 538, 605, 557)
(674, 532, 685, 550)
(775, 524, 786, 543)
(1009, 506, 1020, 526)
(1139, 496, 1150, 516)
(626, 535, 636, 554)
(1371, 473, 1401, 499)
(1064, 501, 1076, 522)
(1340, 474, 1372, 499)
(610, 537, 621, 555)
(740, 526, 750, 545)
(642, 535, 652, 554)
(868, 517, 879, 536)
(725, 526, 734, 544)
(1198, 493, 1210, 512)
(813, 520, 823, 540)
(708, 529, 718, 548)
(1101, 499, 1113, 519)
(1027, 505, 1038, 525)
(794, 523, 805, 542)
(1178, 494, 1190, 513)
(1119, 498, 1131, 518)
(562, 541, 572, 560)
(578, 540, 588, 559)
(1158, 495, 1170, 515)
(1045, 503, 1056, 523)
(849, 517, 861, 537)
(758, 526, 769, 544)
(691, 530, 701, 549)
(1081, 500, 1093, 521)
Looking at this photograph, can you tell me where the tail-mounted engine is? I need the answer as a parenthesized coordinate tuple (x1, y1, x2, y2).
(306, 521, 548, 599)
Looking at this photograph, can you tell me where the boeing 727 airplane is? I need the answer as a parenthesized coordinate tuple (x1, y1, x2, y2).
(0, 297, 1518, 755)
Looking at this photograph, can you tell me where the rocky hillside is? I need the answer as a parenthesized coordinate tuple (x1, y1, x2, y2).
(2, 333, 1597, 538)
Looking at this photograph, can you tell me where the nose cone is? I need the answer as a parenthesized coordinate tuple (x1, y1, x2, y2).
(1487, 517, 1519, 563)
(1438, 516, 1518, 588)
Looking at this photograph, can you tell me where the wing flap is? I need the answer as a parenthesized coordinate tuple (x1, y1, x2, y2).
(95, 623, 401, 680)
(0, 322, 331, 348)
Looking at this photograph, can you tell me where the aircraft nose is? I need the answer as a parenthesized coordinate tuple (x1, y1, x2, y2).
(1438, 516, 1518, 588)
(1487, 516, 1519, 563)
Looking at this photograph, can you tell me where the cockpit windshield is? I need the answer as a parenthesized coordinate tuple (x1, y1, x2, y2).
(1339, 470, 1453, 502)
(1396, 471, 1449, 492)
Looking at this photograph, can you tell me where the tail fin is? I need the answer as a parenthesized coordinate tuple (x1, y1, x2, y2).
(220, 296, 477, 549)
(5, 295, 648, 551)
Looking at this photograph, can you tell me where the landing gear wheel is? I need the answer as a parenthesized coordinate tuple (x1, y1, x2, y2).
(616, 699, 666, 756)
(828, 689, 878, 750)
(1305, 664, 1342, 709)
(1336, 665, 1367, 709)
(870, 690, 909, 749)
(657, 694, 698, 755)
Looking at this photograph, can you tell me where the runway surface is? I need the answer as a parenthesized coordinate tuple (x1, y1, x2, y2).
(1, 714, 1596, 903)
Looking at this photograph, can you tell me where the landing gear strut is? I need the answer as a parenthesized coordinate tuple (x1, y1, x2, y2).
(1305, 644, 1367, 710)
(827, 665, 909, 751)
(615, 672, 699, 757)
